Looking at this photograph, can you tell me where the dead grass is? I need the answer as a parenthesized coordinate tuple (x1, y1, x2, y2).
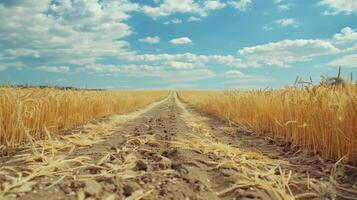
(0, 88, 167, 146)
(0, 97, 168, 198)
(178, 83, 357, 162)
(173, 94, 337, 200)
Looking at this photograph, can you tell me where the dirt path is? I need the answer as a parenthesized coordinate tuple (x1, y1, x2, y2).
(1, 93, 357, 200)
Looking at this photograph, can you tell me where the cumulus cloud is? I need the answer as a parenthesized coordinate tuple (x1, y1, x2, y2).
(274, 0, 292, 12)
(2, 1, 355, 86)
(160, 69, 216, 82)
(277, 4, 291, 11)
(0, 0, 138, 66)
(82, 63, 215, 83)
(225, 70, 246, 77)
(125, 53, 246, 68)
(344, 44, 357, 54)
(139, 36, 161, 44)
(0, 0, 253, 79)
(4, 49, 41, 58)
(164, 18, 184, 25)
(275, 18, 298, 27)
(166, 61, 195, 69)
(223, 71, 276, 89)
(142, 0, 252, 19)
(142, 0, 201, 18)
(165, 16, 200, 24)
(173, 18, 183, 24)
(327, 54, 357, 67)
(332, 27, 357, 44)
(169, 37, 193, 44)
(234, 27, 356, 68)
(36, 66, 70, 73)
(263, 26, 273, 31)
(204, 0, 226, 11)
(228, 0, 252, 11)
(188, 16, 201, 22)
(0, 61, 24, 71)
(82, 63, 165, 77)
(238, 39, 340, 67)
(223, 76, 276, 89)
(142, 0, 249, 18)
(319, 0, 357, 15)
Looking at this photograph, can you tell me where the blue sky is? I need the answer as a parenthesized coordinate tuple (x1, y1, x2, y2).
(0, 0, 356, 89)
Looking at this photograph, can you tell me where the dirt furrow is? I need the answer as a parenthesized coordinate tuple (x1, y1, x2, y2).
(9, 94, 225, 200)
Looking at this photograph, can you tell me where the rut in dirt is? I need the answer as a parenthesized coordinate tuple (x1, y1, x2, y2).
(3, 93, 357, 200)
(16, 93, 224, 200)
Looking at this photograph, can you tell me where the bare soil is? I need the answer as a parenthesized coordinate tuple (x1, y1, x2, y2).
(1, 94, 356, 200)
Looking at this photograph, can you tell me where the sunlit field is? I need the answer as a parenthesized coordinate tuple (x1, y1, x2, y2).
(179, 81, 357, 162)
(0, 88, 167, 146)
(1, 0, 357, 199)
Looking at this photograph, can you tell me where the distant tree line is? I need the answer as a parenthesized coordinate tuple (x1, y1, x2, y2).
(0, 84, 107, 91)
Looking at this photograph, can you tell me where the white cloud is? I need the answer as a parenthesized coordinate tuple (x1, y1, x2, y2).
(263, 26, 273, 31)
(141, 0, 201, 18)
(163, 18, 185, 25)
(188, 16, 201, 22)
(36, 66, 70, 73)
(208, 55, 246, 67)
(0, 61, 24, 71)
(139, 36, 161, 44)
(223, 72, 276, 89)
(0, 0, 138, 66)
(166, 61, 195, 69)
(332, 27, 357, 44)
(224, 71, 276, 89)
(238, 39, 340, 67)
(169, 37, 193, 44)
(327, 54, 357, 67)
(277, 4, 291, 11)
(228, 0, 252, 11)
(142, 0, 247, 18)
(82, 63, 163, 77)
(224, 76, 275, 83)
(344, 44, 357, 53)
(204, 0, 226, 11)
(274, 0, 292, 12)
(223, 76, 276, 89)
(2, 1, 355, 83)
(82, 63, 215, 83)
(162, 69, 216, 82)
(125, 53, 246, 68)
(225, 70, 246, 77)
(83, 64, 122, 75)
(171, 18, 183, 24)
(319, 0, 357, 15)
(275, 18, 298, 27)
(165, 83, 201, 89)
(4, 49, 41, 58)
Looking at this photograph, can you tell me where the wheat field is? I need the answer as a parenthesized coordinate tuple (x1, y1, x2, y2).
(0, 88, 167, 146)
(179, 83, 357, 162)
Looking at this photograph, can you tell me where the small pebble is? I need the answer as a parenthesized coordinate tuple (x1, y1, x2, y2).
(123, 185, 133, 197)
(135, 160, 148, 171)
(84, 180, 102, 196)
